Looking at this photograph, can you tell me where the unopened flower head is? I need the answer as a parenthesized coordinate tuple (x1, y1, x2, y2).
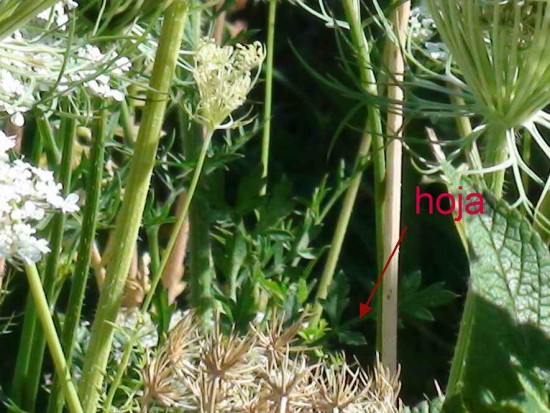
(0, 132, 79, 264)
(193, 38, 265, 129)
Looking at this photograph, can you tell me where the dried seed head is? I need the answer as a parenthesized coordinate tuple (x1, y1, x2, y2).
(200, 326, 258, 382)
(259, 349, 317, 412)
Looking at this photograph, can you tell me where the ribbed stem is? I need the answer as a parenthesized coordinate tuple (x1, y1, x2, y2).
(24, 114, 76, 412)
(340, 0, 386, 353)
(24, 263, 83, 413)
(47, 108, 108, 413)
(78, 3, 189, 411)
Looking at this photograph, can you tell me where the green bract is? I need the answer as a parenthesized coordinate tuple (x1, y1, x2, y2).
(425, 0, 550, 129)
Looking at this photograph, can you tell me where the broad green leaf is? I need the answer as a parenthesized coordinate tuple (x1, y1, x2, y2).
(444, 193, 550, 412)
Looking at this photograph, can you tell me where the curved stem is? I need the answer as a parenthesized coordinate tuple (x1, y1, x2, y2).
(24, 263, 83, 413)
(78, 3, 189, 411)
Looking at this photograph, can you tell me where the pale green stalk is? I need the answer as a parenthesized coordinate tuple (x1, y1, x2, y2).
(260, 0, 277, 196)
(78, 3, 189, 411)
(380, 0, 410, 374)
(24, 263, 83, 413)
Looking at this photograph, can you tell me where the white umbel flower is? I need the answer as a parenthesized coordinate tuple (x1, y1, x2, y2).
(193, 38, 265, 129)
(0, 132, 79, 264)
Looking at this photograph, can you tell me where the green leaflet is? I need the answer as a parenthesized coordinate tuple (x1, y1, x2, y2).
(403, 397, 445, 413)
(444, 192, 550, 412)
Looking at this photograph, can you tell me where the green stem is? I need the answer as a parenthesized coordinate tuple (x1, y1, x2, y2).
(102, 331, 136, 413)
(0, 0, 59, 40)
(47, 108, 108, 413)
(446, 286, 476, 395)
(78, 3, 189, 411)
(340, 0, 386, 351)
(24, 114, 76, 412)
(11, 297, 36, 404)
(143, 129, 213, 312)
(24, 263, 83, 413)
(311, 131, 371, 327)
(35, 111, 61, 170)
(260, 0, 277, 196)
(484, 126, 508, 198)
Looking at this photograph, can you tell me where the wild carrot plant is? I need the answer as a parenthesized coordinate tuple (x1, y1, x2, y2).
(1, 1, 550, 412)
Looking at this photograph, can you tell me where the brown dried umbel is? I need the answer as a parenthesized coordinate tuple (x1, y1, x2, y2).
(137, 313, 401, 413)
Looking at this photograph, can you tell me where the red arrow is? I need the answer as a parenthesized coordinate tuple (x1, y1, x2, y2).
(359, 226, 408, 318)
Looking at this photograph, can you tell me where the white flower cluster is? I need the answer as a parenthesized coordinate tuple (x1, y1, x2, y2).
(0, 0, 131, 125)
(61, 45, 131, 102)
(409, 6, 449, 61)
(193, 38, 265, 128)
(0, 132, 79, 264)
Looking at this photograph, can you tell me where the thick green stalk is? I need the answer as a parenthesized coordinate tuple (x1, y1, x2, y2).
(341, 0, 386, 352)
(47, 109, 108, 413)
(24, 263, 83, 413)
(310, 131, 371, 327)
(78, 3, 189, 411)
(24, 114, 76, 412)
(260, 0, 277, 196)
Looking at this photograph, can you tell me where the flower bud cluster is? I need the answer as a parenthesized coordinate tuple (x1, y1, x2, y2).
(193, 38, 265, 129)
(0, 132, 79, 264)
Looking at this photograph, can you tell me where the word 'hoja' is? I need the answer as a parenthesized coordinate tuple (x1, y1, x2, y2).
(415, 186, 484, 222)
